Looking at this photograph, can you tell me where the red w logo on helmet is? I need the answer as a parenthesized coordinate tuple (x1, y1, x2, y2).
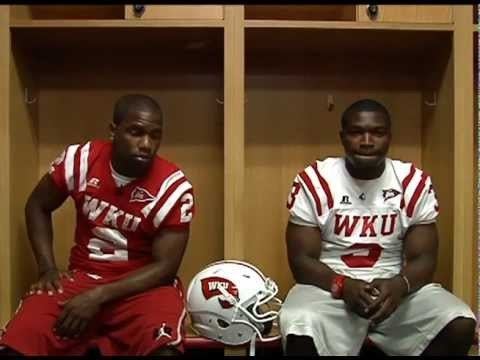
(201, 277, 239, 309)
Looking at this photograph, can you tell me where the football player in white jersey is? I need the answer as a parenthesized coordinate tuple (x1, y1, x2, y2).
(279, 99, 476, 356)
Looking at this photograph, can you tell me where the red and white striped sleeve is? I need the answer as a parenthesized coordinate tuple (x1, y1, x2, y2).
(48, 141, 92, 195)
(142, 170, 195, 230)
(287, 162, 334, 227)
(400, 164, 439, 225)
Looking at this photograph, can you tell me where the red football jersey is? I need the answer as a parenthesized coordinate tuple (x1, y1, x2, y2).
(48, 140, 195, 278)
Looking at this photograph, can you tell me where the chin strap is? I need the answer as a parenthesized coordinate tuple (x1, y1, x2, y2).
(249, 332, 257, 356)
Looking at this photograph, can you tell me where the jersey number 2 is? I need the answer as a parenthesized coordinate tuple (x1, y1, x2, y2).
(87, 226, 128, 261)
(180, 193, 194, 223)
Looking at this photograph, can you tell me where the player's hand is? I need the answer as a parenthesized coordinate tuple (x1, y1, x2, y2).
(29, 268, 74, 296)
(365, 275, 409, 325)
(54, 290, 102, 339)
(343, 277, 379, 318)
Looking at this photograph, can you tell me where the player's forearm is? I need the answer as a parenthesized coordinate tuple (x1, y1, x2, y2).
(93, 262, 175, 304)
(401, 253, 436, 294)
(290, 254, 338, 292)
(25, 197, 57, 274)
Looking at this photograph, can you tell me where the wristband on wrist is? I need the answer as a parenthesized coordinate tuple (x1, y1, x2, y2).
(331, 274, 346, 299)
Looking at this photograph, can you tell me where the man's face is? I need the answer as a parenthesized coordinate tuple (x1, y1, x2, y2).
(340, 110, 391, 170)
(111, 109, 163, 177)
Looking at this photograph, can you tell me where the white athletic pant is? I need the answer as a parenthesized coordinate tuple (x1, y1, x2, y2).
(279, 283, 476, 355)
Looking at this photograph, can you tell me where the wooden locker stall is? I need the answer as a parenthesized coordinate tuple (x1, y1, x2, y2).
(243, 28, 452, 298)
(1, 6, 227, 326)
(240, 6, 476, 310)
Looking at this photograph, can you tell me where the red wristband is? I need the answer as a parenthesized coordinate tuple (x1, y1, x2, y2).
(331, 275, 346, 299)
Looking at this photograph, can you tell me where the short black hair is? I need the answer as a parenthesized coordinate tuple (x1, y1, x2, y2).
(341, 99, 391, 129)
(113, 94, 163, 126)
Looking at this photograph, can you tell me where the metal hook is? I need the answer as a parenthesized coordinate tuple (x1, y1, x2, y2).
(24, 88, 37, 104)
(424, 92, 437, 107)
(327, 94, 334, 111)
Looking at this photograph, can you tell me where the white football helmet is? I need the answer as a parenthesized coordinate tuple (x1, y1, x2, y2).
(186, 260, 282, 352)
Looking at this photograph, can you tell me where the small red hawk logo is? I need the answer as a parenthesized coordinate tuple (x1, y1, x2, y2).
(201, 276, 239, 309)
(130, 187, 155, 203)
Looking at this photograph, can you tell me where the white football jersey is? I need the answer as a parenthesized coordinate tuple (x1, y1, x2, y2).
(287, 157, 439, 282)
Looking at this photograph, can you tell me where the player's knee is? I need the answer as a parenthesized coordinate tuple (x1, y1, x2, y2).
(279, 306, 319, 329)
(444, 317, 476, 343)
(148, 346, 182, 356)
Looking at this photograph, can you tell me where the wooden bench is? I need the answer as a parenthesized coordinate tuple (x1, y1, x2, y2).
(184, 326, 479, 356)
(184, 336, 281, 355)
(183, 319, 282, 355)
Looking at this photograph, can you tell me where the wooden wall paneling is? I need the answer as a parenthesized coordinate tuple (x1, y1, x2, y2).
(10, 27, 224, 57)
(452, 6, 475, 306)
(420, 40, 454, 290)
(224, 6, 245, 261)
(7, 28, 40, 315)
(0, 5, 11, 327)
(245, 28, 451, 64)
(223, 5, 248, 356)
(474, 29, 479, 317)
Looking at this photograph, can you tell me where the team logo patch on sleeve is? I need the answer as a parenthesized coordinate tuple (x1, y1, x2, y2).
(382, 188, 401, 201)
(130, 186, 155, 203)
(201, 277, 239, 309)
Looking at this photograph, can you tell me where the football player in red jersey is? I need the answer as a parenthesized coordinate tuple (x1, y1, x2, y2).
(0, 94, 194, 356)
(280, 99, 476, 356)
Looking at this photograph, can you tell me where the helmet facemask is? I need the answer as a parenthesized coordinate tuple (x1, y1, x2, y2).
(214, 277, 282, 343)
